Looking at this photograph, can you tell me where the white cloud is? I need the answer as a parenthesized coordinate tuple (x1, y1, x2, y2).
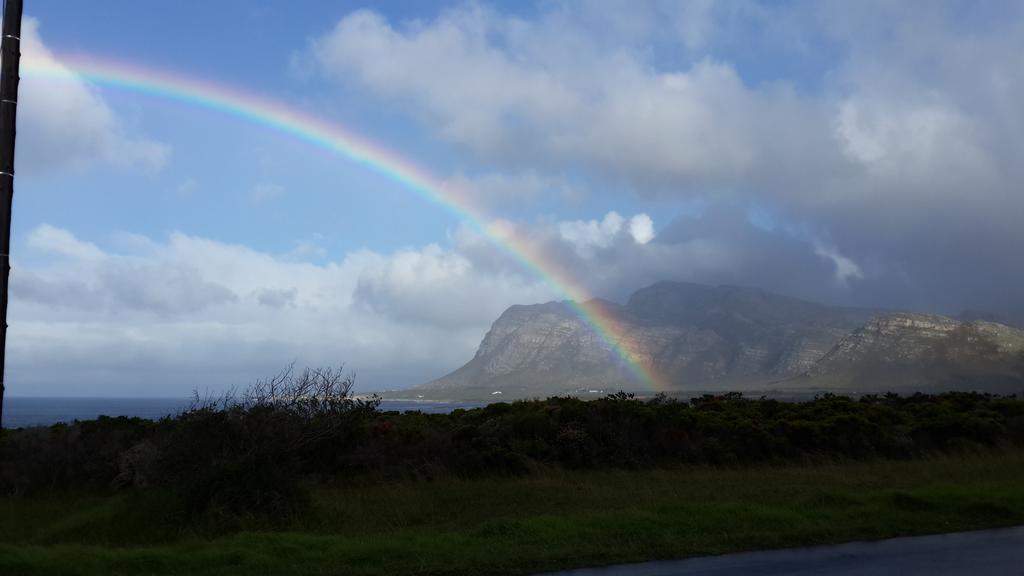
(813, 242, 863, 286)
(7, 224, 557, 395)
(628, 214, 655, 244)
(833, 97, 992, 189)
(27, 224, 105, 261)
(353, 244, 553, 328)
(312, 7, 580, 160)
(308, 6, 827, 191)
(559, 212, 625, 254)
(255, 287, 298, 309)
(17, 18, 169, 174)
(284, 237, 329, 262)
(7, 207, 894, 396)
(556, 211, 656, 257)
(20, 225, 237, 315)
(305, 2, 1024, 321)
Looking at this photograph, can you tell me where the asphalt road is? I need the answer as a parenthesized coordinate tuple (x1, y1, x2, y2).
(538, 526, 1024, 575)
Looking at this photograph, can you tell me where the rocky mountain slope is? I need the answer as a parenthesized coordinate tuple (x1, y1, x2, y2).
(789, 313, 1024, 393)
(413, 282, 1024, 399)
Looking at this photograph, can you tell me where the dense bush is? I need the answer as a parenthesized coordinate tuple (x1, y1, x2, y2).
(0, 365, 379, 525)
(3, 376, 1023, 526)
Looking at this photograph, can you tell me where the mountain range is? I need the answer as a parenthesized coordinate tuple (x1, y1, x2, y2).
(410, 282, 1024, 400)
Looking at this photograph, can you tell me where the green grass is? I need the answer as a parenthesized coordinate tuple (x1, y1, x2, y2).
(4, 451, 1024, 575)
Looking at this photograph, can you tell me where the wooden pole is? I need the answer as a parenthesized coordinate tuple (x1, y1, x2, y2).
(0, 0, 23, 431)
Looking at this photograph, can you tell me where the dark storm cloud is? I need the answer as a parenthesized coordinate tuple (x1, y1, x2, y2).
(310, 1, 1024, 324)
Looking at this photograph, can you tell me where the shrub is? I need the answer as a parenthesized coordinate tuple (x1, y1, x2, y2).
(4, 384, 1024, 526)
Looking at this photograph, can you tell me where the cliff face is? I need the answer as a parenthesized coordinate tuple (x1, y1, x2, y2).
(795, 313, 1024, 392)
(419, 282, 876, 397)
(625, 282, 875, 383)
(815, 313, 1024, 363)
(415, 282, 1024, 399)
(411, 280, 1024, 397)
(421, 301, 638, 395)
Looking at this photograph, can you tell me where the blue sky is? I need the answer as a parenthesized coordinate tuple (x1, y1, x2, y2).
(20, 1, 687, 255)
(7, 1, 1024, 396)
(22, 2, 480, 255)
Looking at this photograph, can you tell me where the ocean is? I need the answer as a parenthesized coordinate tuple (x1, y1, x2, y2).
(1, 397, 483, 428)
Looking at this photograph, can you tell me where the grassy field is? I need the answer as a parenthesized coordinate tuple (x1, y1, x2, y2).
(3, 450, 1024, 575)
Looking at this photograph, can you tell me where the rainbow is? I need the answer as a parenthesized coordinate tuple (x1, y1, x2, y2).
(22, 53, 667, 391)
